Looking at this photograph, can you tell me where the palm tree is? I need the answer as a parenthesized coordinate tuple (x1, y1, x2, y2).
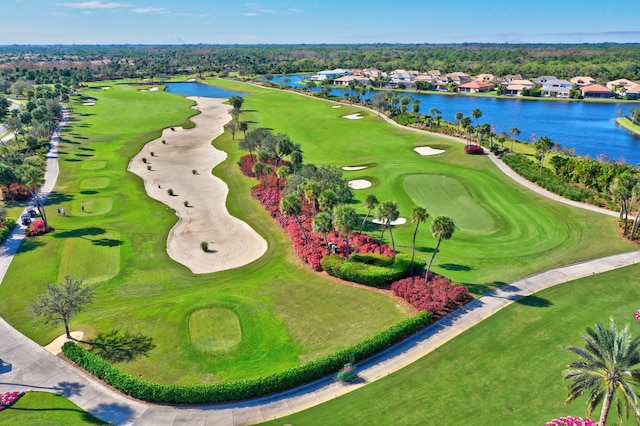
(360, 194, 379, 233)
(534, 136, 554, 178)
(410, 206, 429, 275)
(280, 194, 306, 239)
(376, 200, 399, 260)
(455, 112, 463, 124)
(509, 127, 521, 152)
(564, 318, 640, 426)
(276, 165, 291, 189)
(333, 205, 358, 258)
(631, 182, 640, 240)
(252, 162, 265, 188)
(611, 172, 638, 231)
(302, 179, 322, 216)
(312, 212, 333, 248)
(425, 215, 455, 283)
(16, 165, 48, 228)
(471, 108, 482, 126)
(238, 121, 249, 139)
(318, 189, 337, 213)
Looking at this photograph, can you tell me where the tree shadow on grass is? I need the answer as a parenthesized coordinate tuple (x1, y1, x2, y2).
(17, 239, 45, 254)
(91, 238, 123, 247)
(439, 263, 474, 272)
(5, 406, 108, 425)
(53, 227, 106, 239)
(464, 281, 505, 296)
(80, 190, 99, 195)
(515, 295, 553, 307)
(85, 329, 155, 363)
(63, 159, 82, 162)
(46, 192, 75, 204)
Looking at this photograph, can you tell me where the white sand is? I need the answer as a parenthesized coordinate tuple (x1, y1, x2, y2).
(342, 166, 368, 171)
(414, 146, 445, 156)
(82, 102, 96, 106)
(187, 78, 197, 82)
(348, 179, 372, 189)
(101, 87, 110, 90)
(331, 105, 342, 109)
(44, 331, 84, 355)
(128, 97, 267, 274)
(372, 217, 407, 226)
(342, 113, 364, 120)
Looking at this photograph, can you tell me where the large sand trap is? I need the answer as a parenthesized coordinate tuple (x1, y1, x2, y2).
(348, 179, 372, 189)
(372, 217, 407, 226)
(129, 97, 267, 274)
(342, 113, 364, 120)
(331, 105, 342, 108)
(414, 146, 445, 156)
(342, 166, 368, 171)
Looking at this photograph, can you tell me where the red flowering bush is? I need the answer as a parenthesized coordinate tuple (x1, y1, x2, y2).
(391, 274, 471, 317)
(544, 416, 599, 426)
(25, 219, 53, 237)
(0, 391, 24, 411)
(1, 183, 31, 201)
(464, 144, 485, 155)
(238, 155, 257, 177)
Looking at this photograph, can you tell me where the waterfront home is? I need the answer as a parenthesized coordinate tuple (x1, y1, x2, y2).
(504, 79, 535, 96)
(308, 69, 353, 81)
(606, 78, 640, 98)
(458, 81, 494, 93)
(388, 69, 417, 88)
(581, 84, 614, 98)
(502, 74, 530, 83)
(475, 73, 499, 83)
(622, 83, 640, 100)
(360, 68, 385, 79)
(443, 71, 471, 85)
(334, 75, 371, 86)
(570, 76, 596, 86)
(536, 76, 572, 98)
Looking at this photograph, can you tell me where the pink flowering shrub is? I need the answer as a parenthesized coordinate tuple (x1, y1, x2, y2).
(391, 274, 471, 318)
(544, 416, 600, 426)
(635, 310, 640, 324)
(464, 144, 485, 155)
(0, 391, 24, 411)
(25, 219, 53, 237)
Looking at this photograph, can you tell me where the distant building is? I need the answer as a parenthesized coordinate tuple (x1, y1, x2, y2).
(458, 81, 495, 93)
(308, 69, 353, 81)
(504, 79, 535, 96)
(581, 84, 614, 99)
(333, 75, 371, 86)
(570, 76, 596, 86)
(475, 73, 499, 83)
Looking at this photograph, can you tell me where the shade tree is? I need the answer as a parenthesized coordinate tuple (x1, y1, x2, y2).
(425, 215, 455, 282)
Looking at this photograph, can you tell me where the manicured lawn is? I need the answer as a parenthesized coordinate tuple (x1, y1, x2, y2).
(0, 391, 108, 425)
(617, 117, 640, 136)
(210, 79, 634, 293)
(0, 82, 409, 385)
(262, 263, 640, 426)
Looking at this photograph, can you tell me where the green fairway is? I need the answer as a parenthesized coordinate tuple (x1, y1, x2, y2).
(0, 392, 108, 425)
(0, 82, 408, 385)
(263, 263, 640, 426)
(188, 307, 242, 351)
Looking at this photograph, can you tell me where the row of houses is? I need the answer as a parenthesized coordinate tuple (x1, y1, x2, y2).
(308, 68, 640, 100)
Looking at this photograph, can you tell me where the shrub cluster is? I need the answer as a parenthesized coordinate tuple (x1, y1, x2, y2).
(0, 183, 31, 201)
(391, 274, 471, 317)
(550, 154, 636, 193)
(0, 218, 16, 243)
(62, 311, 432, 404)
(464, 144, 485, 155)
(25, 219, 53, 237)
(0, 391, 23, 411)
(322, 253, 424, 287)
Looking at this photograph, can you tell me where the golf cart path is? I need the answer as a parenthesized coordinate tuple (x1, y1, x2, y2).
(1, 88, 639, 425)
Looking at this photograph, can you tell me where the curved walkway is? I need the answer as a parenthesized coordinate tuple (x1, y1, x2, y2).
(1, 92, 639, 425)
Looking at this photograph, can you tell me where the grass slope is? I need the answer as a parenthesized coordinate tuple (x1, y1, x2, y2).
(263, 263, 640, 426)
(0, 391, 108, 425)
(0, 82, 408, 385)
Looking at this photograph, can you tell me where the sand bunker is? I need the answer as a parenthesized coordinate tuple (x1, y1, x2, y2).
(342, 166, 368, 171)
(372, 217, 407, 226)
(82, 102, 96, 106)
(331, 105, 342, 109)
(140, 87, 160, 92)
(129, 97, 267, 274)
(414, 146, 445, 156)
(348, 179, 372, 189)
(342, 113, 364, 120)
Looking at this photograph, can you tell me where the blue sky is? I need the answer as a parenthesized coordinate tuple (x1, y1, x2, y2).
(2, 0, 640, 45)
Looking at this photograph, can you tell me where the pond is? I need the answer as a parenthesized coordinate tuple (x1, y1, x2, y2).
(167, 79, 640, 165)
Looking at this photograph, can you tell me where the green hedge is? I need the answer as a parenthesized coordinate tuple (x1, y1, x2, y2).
(0, 218, 16, 243)
(322, 253, 424, 287)
(62, 311, 432, 404)
(350, 252, 393, 267)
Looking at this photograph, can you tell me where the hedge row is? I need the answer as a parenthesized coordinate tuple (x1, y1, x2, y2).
(62, 311, 432, 404)
(0, 218, 16, 244)
(322, 253, 425, 287)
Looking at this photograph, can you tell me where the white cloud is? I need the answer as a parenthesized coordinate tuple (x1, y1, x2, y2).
(59, 1, 131, 9)
(258, 9, 274, 13)
(131, 7, 166, 14)
(243, 12, 259, 16)
(289, 8, 303, 13)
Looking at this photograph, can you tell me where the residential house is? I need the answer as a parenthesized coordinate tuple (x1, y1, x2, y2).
(536, 76, 572, 98)
(333, 75, 371, 86)
(606, 78, 640, 98)
(443, 72, 471, 85)
(581, 84, 614, 99)
(361, 68, 385, 79)
(475, 73, 498, 83)
(570, 76, 596, 86)
(622, 83, 640, 100)
(427, 70, 442, 78)
(308, 68, 353, 81)
(504, 79, 535, 96)
(388, 69, 416, 88)
(502, 74, 530, 84)
(458, 81, 495, 93)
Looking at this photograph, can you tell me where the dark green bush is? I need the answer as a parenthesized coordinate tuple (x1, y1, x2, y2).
(0, 218, 16, 243)
(62, 311, 432, 404)
(350, 252, 393, 267)
(321, 253, 424, 287)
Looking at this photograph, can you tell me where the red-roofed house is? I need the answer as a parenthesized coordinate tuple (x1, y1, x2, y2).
(458, 81, 494, 93)
(581, 84, 614, 99)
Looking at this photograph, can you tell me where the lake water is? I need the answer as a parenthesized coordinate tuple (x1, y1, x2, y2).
(165, 81, 247, 99)
(167, 79, 640, 165)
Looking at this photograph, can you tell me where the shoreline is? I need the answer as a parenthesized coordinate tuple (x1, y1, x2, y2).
(128, 96, 267, 274)
(616, 116, 640, 136)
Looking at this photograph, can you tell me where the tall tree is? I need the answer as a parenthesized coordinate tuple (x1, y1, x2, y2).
(631, 182, 640, 240)
(302, 179, 322, 216)
(611, 172, 637, 227)
(410, 206, 429, 275)
(376, 200, 399, 260)
(318, 189, 337, 213)
(333, 205, 359, 258)
(534, 136, 554, 178)
(16, 165, 48, 228)
(509, 127, 521, 152)
(425, 215, 455, 282)
(312, 211, 333, 248)
(280, 194, 306, 239)
(238, 121, 249, 139)
(360, 194, 379, 233)
(471, 108, 482, 126)
(564, 318, 640, 426)
(28, 275, 95, 338)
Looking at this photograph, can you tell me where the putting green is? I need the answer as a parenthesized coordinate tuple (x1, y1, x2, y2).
(57, 230, 121, 284)
(77, 196, 113, 215)
(404, 174, 496, 234)
(79, 177, 110, 190)
(189, 307, 242, 352)
(81, 160, 107, 170)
